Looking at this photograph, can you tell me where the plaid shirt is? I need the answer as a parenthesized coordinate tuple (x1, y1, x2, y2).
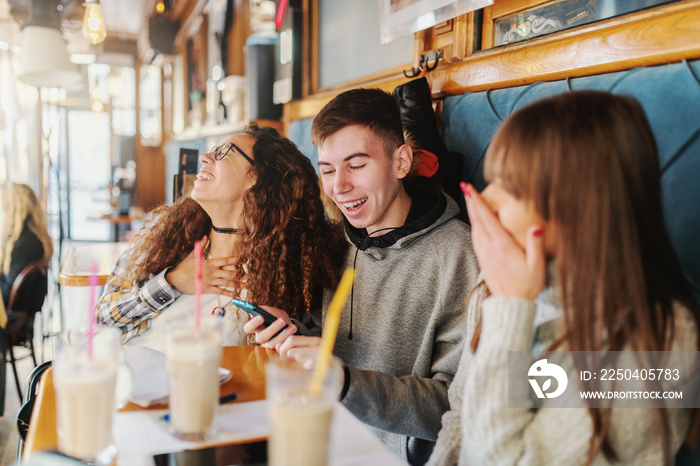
(97, 250, 182, 342)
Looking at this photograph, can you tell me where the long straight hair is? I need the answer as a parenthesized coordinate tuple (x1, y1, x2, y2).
(0, 183, 54, 275)
(477, 91, 700, 462)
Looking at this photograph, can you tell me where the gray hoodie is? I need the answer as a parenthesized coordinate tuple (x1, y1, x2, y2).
(323, 182, 480, 465)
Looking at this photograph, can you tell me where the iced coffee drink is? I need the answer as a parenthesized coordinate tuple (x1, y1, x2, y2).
(266, 358, 342, 466)
(53, 326, 121, 465)
(269, 387, 334, 466)
(166, 317, 222, 440)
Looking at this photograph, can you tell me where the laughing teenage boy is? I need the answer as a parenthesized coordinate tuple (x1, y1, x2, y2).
(245, 88, 479, 465)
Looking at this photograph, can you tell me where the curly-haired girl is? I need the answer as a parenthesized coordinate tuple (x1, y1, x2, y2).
(98, 124, 345, 348)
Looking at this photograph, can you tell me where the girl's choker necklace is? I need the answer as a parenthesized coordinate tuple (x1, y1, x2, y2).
(212, 225, 242, 234)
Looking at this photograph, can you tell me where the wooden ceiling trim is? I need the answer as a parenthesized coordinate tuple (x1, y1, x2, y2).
(491, 0, 553, 19)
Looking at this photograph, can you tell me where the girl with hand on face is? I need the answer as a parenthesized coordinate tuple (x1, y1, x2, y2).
(97, 124, 344, 349)
(428, 91, 700, 466)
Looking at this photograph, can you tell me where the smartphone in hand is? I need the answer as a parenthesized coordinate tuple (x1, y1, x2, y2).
(231, 299, 301, 337)
(231, 299, 278, 326)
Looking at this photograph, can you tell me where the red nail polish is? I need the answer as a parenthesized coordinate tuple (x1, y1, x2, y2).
(460, 182, 471, 197)
(533, 228, 543, 237)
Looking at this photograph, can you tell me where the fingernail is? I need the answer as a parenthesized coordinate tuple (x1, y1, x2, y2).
(532, 227, 544, 237)
(460, 182, 471, 197)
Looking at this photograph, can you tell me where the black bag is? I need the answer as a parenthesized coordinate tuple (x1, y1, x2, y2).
(393, 77, 464, 210)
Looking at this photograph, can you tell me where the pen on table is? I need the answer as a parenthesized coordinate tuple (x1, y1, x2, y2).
(162, 393, 243, 422)
(219, 392, 243, 405)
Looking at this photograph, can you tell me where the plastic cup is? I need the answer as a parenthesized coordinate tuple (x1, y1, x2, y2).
(266, 357, 342, 466)
(53, 326, 122, 465)
(165, 316, 222, 440)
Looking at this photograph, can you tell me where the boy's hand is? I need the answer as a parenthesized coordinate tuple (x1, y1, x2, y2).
(277, 335, 322, 360)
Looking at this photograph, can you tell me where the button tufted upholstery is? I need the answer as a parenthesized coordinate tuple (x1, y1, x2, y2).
(441, 59, 700, 302)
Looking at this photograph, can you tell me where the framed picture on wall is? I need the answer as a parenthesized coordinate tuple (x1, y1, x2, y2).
(487, 0, 679, 48)
(379, 0, 493, 44)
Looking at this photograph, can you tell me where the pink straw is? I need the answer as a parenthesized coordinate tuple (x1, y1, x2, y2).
(87, 262, 98, 363)
(194, 240, 203, 333)
(275, 0, 288, 30)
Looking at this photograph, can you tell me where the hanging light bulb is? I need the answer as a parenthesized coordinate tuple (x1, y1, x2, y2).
(83, 0, 107, 45)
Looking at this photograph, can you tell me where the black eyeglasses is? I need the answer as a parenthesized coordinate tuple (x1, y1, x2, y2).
(210, 142, 255, 166)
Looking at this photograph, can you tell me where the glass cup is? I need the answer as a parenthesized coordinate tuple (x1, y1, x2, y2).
(165, 316, 222, 441)
(53, 326, 122, 466)
(266, 357, 343, 466)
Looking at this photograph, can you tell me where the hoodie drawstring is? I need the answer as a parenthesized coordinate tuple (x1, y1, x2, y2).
(347, 226, 402, 340)
(348, 246, 360, 340)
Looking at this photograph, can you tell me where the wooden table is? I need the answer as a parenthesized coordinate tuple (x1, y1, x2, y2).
(59, 242, 129, 286)
(24, 345, 277, 460)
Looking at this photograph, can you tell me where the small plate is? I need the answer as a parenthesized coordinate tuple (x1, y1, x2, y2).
(218, 367, 233, 384)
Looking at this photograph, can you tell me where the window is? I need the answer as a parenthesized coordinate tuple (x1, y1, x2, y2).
(140, 64, 162, 146)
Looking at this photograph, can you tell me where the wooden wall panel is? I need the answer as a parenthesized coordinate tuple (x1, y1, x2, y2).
(286, 75, 413, 122)
(135, 63, 166, 211)
(492, 0, 552, 18)
(226, 0, 250, 77)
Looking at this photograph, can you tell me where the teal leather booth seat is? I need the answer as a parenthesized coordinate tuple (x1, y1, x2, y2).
(441, 59, 700, 303)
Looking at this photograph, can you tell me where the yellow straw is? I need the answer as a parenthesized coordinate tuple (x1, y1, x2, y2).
(309, 267, 355, 396)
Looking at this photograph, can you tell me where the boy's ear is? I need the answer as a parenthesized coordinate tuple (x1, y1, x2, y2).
(395, 144, 413, 180)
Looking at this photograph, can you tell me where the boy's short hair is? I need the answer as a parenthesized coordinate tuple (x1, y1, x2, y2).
(311, 88, 404, 156)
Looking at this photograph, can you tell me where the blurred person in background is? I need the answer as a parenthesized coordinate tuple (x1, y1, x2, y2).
(0, 183, 53, 310)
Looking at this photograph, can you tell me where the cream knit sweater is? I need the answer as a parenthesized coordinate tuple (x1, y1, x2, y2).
(428, 272, 697, 465)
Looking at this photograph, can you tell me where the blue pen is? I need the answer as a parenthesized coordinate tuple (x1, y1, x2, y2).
(162, 393, 243, 423)
(219, 392, 243, 405)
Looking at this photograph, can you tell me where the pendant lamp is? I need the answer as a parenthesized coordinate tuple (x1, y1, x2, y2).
(83, 0, 107, 45)
(17, 0, 82, 89)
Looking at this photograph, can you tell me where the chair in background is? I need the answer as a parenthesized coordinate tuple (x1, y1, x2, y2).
(4, 258, 50, 400)
(15, 361, 52, 464)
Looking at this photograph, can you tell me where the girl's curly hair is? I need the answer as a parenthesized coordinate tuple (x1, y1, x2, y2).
(125, 124, 346, 319)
